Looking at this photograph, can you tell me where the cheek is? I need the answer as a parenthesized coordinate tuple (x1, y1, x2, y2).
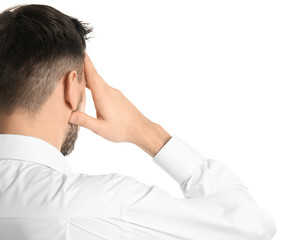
(81, 93, 86, 112)
(84, 90, 86, 107)
(81, 101, 85, 112)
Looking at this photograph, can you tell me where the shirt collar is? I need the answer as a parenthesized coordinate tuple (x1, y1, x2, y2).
(0, 134, 74, 175)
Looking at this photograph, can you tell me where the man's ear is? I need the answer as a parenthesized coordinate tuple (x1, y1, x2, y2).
(64, 70, 79, 111)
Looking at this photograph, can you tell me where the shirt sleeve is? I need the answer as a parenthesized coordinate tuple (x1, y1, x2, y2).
(122, 135, 277, 240)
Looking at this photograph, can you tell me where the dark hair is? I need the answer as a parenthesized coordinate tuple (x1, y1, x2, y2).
(0, 4, 93, 118)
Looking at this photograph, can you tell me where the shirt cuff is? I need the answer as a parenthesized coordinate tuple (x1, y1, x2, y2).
(152, 135, 204, 185)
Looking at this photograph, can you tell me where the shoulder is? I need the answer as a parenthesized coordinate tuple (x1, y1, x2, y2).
(57, 172, 135, 217)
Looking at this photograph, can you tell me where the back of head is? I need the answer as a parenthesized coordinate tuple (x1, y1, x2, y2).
(0, 4, 93, 118)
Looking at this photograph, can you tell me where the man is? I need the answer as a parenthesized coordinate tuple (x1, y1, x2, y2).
(0, 4, 276, 240)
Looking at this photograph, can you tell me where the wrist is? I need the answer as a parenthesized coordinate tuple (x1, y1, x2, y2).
(135, 122, 172, 157)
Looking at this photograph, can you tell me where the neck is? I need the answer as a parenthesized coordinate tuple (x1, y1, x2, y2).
(0, 110, 65, 151)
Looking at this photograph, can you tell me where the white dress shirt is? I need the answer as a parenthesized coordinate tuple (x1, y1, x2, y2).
(0, 134, 276, 240)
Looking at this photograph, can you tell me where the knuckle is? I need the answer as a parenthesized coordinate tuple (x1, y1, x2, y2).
(113, 88, 122, 94)
(112, 86, 119, 91)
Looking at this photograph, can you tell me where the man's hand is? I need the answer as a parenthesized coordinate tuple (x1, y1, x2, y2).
(68, 52, 171, 157)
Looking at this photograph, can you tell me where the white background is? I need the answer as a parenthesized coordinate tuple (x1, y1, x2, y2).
(1, 1, 305, 239)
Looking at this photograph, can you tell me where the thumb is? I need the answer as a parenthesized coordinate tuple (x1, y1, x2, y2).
(68, 111, 103, 133)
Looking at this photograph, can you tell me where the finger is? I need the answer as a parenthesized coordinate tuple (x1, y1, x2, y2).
(84, 52, 97, 77)
(68, 111, 106, 136)
(84, 53, 106, 109)
(85, 80, 90, 89)
(84, 71, 90, 89)
(84, 53, 107, 87)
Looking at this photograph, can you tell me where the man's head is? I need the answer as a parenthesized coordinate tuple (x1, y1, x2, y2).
(0, 4, 93, 156)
